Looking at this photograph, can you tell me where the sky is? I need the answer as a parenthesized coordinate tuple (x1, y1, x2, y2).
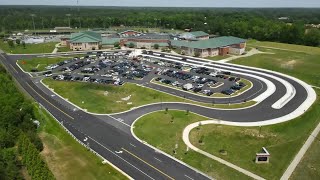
(0, 0, 319, 8)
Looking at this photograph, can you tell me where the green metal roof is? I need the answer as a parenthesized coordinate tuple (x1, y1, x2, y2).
(102, 38, 121, 45)
(70, 31, 101, 43)
(188, 31, 209, 37)
(171, 36, 246, 49)
(125, 42, 169, 47)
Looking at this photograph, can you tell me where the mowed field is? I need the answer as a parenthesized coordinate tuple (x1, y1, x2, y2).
(34, 104, 127, 180)
(241, 41, 320, 87)
(0, 40, 57, 54)
(134, 90, 319, 179)
(17, 56, 76, 72)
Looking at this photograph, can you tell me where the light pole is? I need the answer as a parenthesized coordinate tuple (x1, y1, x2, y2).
(66, 14, 71, 27)
(30, 14, 36, 33)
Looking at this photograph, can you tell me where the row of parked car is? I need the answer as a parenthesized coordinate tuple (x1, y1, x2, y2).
(52, 74, 124, 86)
(155, 77, 215, 96)
(221, 82, 246, 95)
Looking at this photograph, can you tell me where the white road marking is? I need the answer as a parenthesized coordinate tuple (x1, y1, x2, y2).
(184, 175, 194, 180)
(154, 157, 162, 162)
(130, 143, 136, 147)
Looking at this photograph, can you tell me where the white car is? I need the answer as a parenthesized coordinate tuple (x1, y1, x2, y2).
(209, 72, 217, 77)
(45, 73, 52, 77)
(197, 84, 204, 88)
(101, 74, 112, 77)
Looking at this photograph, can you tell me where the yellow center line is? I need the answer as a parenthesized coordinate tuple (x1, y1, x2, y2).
(26, 83, 74, 120)
(121, 148, 175, 180)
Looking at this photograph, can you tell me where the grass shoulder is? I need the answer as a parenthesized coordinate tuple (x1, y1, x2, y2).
(34, 104, 127, 180)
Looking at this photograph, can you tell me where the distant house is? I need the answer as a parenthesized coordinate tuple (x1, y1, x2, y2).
(171, 36, 246, 57)
(179, 31, 209, 40)
(69, 31, 102, 51)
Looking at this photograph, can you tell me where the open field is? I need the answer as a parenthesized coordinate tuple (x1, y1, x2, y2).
(247, 40, 320, 55)
(291, 129, 320, 179)
(133, 110, 251, 179)
(0, 40, 56, 54)
(34, 104, 127, 180)
(134, 91, 320, 179)
(17, 56, 76, 72)
(233, 44, 320, 87)
(43, 78, 256, 114)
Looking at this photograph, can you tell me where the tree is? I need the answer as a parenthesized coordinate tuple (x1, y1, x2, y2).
(128, 42, 135, 48)
(15, 39, 21, 45)
(113, 42, 120, 48)
(194, 51, 200, 57)
(154, 44, 159, 49)
(7, 40, 14, 48)
(304, 29, 320, 46)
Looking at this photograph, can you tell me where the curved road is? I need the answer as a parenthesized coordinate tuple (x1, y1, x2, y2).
(0, 51, 316, 179)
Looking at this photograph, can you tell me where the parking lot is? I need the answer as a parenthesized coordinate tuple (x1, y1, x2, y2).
(42, 50, 250, 98)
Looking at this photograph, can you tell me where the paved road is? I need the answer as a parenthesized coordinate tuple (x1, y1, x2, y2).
(0, 53, 211, 180)
(0, 51, 313, 179)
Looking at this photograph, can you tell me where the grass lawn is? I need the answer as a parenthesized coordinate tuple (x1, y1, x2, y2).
(17, 56, 76, 72)
(34, 104, 127, 180)
(247, 40, 320, 55)
(134, 90, 320, 179)
(232, 46, 320, 87)
(291, 130, 320, 179)
(133, 110, 251, 179)
(190, 90, 320, 179)
(0, 40, 56, 54)
(205, 55, 231, 61)
(57, 46, 71, 52)
(43, 78, 256, 114)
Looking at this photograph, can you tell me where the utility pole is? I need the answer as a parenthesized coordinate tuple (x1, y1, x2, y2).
(30, 14, 36, 33)
(66, 14, 71, 28)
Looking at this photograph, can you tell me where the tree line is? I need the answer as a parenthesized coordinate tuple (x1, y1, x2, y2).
(0, 6, 319, 46)
(0, 65, 54, 179)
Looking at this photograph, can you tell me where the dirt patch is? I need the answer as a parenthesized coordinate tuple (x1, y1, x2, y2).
(280, 60, 297, 70)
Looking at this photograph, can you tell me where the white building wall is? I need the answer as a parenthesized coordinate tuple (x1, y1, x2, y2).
(229, 47, 245, 55)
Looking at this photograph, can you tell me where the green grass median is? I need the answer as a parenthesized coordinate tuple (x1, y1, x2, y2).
(43, 78, 256, 114)
(17, 56, 77, 72)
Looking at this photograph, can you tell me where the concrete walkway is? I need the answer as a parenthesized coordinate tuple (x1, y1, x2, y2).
(311, 85, 320, 90)
(182, 120, 265, 180)
(51, 43, 60, 54)
(280, 119, 320, 180)
(218, 48, 274, 63)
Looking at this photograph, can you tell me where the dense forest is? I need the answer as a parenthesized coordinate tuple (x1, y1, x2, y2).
(0, 65, 54, 179)
(0, 6, 319, 46)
